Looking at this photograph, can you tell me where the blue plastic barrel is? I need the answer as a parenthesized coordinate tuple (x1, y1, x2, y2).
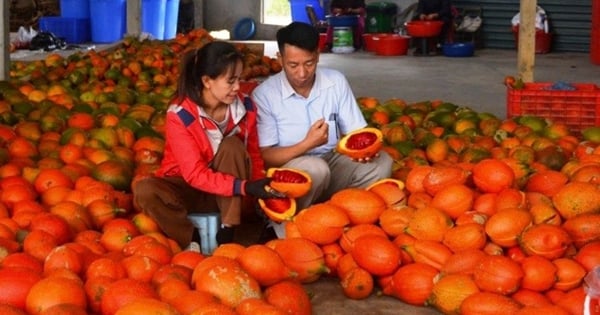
(164, 0, 180, 40)
(142, 0, 167, 40)
(60, 0, 90, 18)
(89, 0, 126, 43)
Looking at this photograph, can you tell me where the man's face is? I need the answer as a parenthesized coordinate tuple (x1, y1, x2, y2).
(278, 44, 319, 92)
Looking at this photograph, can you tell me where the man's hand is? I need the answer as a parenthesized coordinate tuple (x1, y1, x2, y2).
(352, 152, 380, 163)
(305, 118, 329, 149)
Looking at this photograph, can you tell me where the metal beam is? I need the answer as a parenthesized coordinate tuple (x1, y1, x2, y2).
(1, 1, 10, 80)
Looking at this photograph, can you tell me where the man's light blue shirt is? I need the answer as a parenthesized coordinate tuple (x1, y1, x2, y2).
(252, 67, 367, 156)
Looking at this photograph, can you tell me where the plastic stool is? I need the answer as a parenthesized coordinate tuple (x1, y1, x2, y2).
(188, 213, 220, 255)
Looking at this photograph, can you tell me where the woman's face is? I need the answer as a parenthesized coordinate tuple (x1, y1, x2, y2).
(202, 60, 243, 106)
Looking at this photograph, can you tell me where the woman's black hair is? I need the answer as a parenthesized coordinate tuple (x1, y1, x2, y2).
(276, 22, 320, 54)
(177, 41, 243, 105)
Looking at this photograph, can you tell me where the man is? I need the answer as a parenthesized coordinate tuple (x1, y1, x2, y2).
(252, 22, 392, 239)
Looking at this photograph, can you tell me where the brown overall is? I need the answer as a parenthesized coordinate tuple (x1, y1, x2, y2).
(133, 136, 250, 248)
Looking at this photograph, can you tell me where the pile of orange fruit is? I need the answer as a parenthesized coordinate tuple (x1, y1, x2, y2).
(0, 27, 598, 314)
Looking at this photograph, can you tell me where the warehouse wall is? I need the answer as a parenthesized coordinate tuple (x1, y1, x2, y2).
(450, 0, 591, 52)
(201, 0, 592, 52)
(202, 0, 417, 41)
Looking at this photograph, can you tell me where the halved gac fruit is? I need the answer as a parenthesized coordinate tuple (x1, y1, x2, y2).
(258, 197, 296, 223)
(266, 168, 312, 198)
(337, 127, 383, 160)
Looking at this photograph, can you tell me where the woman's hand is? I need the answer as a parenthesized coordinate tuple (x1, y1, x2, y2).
(426, 13, 439, 20)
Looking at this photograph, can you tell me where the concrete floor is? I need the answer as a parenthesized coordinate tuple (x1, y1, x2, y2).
(263, 41, 600, 120)
(247, 43, 600, 314)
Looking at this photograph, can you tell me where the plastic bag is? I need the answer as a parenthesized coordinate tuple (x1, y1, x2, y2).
(585, 267, 600, 298)
(457, 16, 482, 32)
(12, 26, 37, 49)
(511, 5, 549, 32)
(584, 267, 600, 315)
(29, 32, 66, 51)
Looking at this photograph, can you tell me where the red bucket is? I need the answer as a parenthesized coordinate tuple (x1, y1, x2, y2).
(362, 33, 389, 52)
(318, 33, 327, 52)
(374, 34, 409, 56)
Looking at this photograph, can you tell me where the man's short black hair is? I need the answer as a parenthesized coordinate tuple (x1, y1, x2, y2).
(276, 22, 320, 54)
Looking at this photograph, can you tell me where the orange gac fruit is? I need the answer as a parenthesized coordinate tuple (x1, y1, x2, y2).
(428, 274, 480, 315)
(520, 255, 558, 292)
(0, 266, 42, 310)
(442, 223, 487, 253)
(25, 276, 87, 315)
(131, 212, 161, 235)
(339, 223, 387, 253)
(99, 278, 158, 315)
(440, 249, 487, 276)
(403, 239, 453, 271)
(340, 266, 374, 300)
(266, 167, 312, 198)
(357, 96, 379, 109)
(192, 256, 261, 308)
(519, 224, 572, 260)
(552, 181, 600, 220)
(321, 242, 344, 277)
(263, 280, 312, 315)
(328, 188, 386, 225)
(293, 202, 349, 245)
(430, 184, 475, 219)
(405, 206, 453, 242)
(472, 158, 515, 193)
(112, 297, 179, 315)
(236, 244, 296, 286)
(268, 237, 328, 284)
(389, 262, 439, 306)
(562, 213, 600, 249)
(33, 168, 74, 195)
(552, 257, 586, 291)
(378, 206, 415, 237)
(460, 291, 522, 315)
(473, 254, 524, 295)
(211, 243, 246, 260)
(366, 178, 406, 208)
(336, 127, 383, 160)
(351, 234, 401, 277)
(484, 207, 532, 248)
(258, 197, 296, 223)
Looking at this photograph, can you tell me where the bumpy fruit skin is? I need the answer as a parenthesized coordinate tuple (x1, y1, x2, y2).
(258, 197, 296, 223)
(266, 168, 312, 198)
(336, 127, 384, 160)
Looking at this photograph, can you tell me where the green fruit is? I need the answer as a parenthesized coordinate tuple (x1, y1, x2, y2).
(582, 126, 600, 143)
(516, 115, 547, 133)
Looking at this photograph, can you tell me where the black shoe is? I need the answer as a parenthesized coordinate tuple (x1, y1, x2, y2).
(257, 225, 278, 244)
(216, 225, 235, 245)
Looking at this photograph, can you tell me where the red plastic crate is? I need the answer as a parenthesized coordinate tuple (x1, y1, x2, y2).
(506, 82, 600, 133)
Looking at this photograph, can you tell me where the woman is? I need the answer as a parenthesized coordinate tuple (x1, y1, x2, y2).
(414, 0, 453, 51)
(133, 41, 283, 251)
(326, 0, 366, 50)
